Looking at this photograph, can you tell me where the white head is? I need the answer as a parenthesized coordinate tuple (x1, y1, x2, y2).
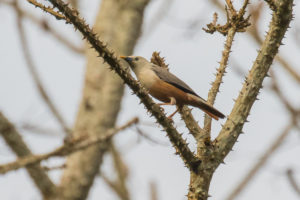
(120, 56, 151, 74)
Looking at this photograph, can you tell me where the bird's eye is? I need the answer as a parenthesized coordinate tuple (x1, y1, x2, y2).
(135, 57, 139, 61)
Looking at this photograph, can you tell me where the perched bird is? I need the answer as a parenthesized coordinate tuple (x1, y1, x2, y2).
(120, 56, 225, 120)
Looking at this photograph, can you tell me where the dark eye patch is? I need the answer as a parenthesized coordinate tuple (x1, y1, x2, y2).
(135, 57, 139, 61)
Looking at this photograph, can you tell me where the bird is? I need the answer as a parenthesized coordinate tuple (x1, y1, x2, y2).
(120, 55, 225, 120)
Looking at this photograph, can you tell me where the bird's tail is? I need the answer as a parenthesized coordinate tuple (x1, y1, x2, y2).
(187, 94, 225, 120)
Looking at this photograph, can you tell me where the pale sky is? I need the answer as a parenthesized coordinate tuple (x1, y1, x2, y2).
(0, 0, 300, 200)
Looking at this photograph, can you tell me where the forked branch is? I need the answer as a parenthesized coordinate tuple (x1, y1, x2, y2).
(29, 0, 200, 172)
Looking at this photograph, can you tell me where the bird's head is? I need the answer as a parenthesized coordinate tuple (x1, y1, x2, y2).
(120, 56, 149, 73)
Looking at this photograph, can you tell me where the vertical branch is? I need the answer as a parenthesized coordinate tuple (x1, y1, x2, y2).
(203, 0, 250, 139)
(16, 2, 71, 135)
(213, 0, 294, 171)
(110, 144, 130, 200)
(203, 27, 236, 137)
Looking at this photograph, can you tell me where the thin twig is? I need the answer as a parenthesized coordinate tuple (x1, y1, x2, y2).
(203, 0, 249, 147)
(286, 169, 300, 197)
(135, 126, 168, 146)
(203, 27, 236, 138)
(150, 181, 158, 200)
(19, 122, 62, 136)
(225, 123, 294, 200)
(27, 0, 66, 21)
(143, 0, 173, 39)
(16, 3, 71, 135)
(1, 1, 83, 54)
(270, 70, 296, 116)
(101, 144, 130, 200)
(211, 0, 300, 84)
(110, 144, 130, 200)
(0, 117, 138, 174)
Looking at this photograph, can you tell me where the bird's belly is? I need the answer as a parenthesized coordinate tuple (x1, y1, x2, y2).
(149, 79, 189, 104)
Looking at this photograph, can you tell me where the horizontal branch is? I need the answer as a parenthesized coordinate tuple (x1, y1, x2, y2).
(0, 117, 138, 174)
(33, 0, 200, 171)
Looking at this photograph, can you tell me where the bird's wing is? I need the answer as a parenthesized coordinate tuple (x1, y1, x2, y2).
(152, 65, 205, 100)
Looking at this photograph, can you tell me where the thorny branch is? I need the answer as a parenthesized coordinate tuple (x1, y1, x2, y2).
(0, 117, 138, 174)
(203, 0, 250, 35)
(225, 62, 300, 200)
(211, 0, 300, 84)
(27, 0, 66, 21)
(213, 0, 293, 165)
(203, 0, 250, 140)
(30, 0, 200, 172)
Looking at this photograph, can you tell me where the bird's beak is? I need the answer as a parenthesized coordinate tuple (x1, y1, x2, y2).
(120, 56, 132, 62)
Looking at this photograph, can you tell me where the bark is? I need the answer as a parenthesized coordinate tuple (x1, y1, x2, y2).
(187, 1, 294, 199)
(0, 112, 56, 199)
(57, 0, 150, 199)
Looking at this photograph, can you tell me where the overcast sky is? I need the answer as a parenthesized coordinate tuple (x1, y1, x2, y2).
(0, 0, 300, 200)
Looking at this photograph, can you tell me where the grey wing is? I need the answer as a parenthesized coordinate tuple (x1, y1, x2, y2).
(152, 65, 203, 99)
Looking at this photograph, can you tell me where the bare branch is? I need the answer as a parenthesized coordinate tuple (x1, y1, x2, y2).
(0, 112, 57, 198)
(2, 1, 83, 54)
(101, 144, 130, 200)
(275, 55, 300, 84)
(203, 27, 236, 139)
(203, 0, 250, 35)
(32, 0, 200, 171)
(150, 181, 158, 200)
(16, 3, 71, 135)
(143, 0, 173, 39)
(213, 0, 293, 163)
(264, 0, 277, 11)
(109, 144, 130, 200)
(0, 117, 138, 174)
(225, 123, 294, 200)
(135, 126, 168, 146)
(286, 169, 300, 197)
(211, 0, 300, 84)
(270, 70, 296, 115)
(27, 0, 66, 21)
(178, 106, 203, 140)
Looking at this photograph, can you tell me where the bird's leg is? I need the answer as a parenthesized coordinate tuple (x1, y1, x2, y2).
(168, 106, 180, 119)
